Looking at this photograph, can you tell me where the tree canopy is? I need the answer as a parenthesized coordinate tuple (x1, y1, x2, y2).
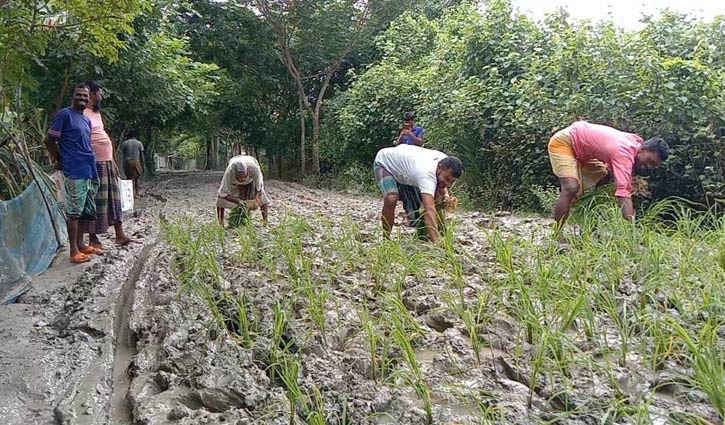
(0, 0, 722, 210)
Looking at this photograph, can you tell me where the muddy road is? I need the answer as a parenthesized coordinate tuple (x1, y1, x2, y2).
(1, 171, 720, 425)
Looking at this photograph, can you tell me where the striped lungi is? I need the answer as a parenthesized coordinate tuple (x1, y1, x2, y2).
(80, 161, 123, 234)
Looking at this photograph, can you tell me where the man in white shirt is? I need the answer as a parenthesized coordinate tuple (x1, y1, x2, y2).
(373, 145, 463, 242)
(216, 155, 270, 225)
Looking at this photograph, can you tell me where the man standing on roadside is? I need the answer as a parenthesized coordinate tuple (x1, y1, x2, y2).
(216, 155, 270, 226)
(121, 131, 144, 196)
(395, 112, 426, 146)
(548, 120, 669, 227)
(44, 83, 101, 264)
(374, 145, 463, 242)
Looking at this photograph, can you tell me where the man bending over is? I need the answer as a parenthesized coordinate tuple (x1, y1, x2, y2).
(216, 155, 270, 226)
(374, 145, 463, 242)
(548, 120, 669, 226)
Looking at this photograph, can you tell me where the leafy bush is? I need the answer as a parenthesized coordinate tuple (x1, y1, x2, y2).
(324, 1, 725, 211)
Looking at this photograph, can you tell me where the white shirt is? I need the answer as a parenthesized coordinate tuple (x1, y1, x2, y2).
(374, 145, 446, 196)
(218, 155, 263, 197)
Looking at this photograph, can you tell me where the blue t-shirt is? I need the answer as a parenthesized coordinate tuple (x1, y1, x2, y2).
(400, 125, 426, 145)
(48, 107, 97, 179)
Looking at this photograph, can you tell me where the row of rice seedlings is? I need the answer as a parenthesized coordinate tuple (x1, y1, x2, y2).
(165, 220, 266, 348)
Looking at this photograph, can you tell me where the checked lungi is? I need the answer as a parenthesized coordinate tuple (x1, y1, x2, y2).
(80, 161, 123, 234)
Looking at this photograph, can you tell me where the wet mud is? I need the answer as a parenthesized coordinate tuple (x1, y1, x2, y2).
(1, 171, 720, 424)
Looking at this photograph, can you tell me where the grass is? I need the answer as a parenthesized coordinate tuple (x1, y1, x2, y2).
(161, 196, 725, 423)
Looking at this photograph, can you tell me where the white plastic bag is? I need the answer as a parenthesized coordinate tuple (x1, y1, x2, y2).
(51, 170, 65, 207)
(119, 179, 134, 212)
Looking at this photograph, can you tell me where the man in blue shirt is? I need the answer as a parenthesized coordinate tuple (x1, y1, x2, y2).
(44, 83, 101, 263)
(395, 112, 426, 146)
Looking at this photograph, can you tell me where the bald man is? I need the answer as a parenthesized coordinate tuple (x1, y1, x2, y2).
(216, 155, 270, 225)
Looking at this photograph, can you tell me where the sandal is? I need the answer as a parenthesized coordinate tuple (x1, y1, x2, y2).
(70, 252, 91, 264)
(80, 246, 105, 255)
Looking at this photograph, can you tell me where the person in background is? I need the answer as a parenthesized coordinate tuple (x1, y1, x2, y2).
(395, 112, 426, 146)
(121, 131, 145, 196)
(80, 80, 137, 249)
(548, 120, 669, 227)
(43, 83, 101, 263)
(373, 144, 463, 242)
(216, 155, 270, 226)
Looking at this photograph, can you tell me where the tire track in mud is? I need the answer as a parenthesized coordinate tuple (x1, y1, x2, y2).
(109, 239, 159, 424)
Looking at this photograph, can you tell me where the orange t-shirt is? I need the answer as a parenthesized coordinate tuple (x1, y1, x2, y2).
(83, 108, 114, 162)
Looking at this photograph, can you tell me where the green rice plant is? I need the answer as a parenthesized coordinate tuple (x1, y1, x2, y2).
(668, 318, 725, 418)
(368, 238, 406, 292)
(446, 289, 491, 365)
(300, 257, 328, 341)
(474, 394, 505, 424)
(271, 301, 289, 352)
(385, 294, 424, 337)
(596, 289, 634, 367)
(276, 354, 304, 425)
(229, 290, 257, 348)
(490, 230, 515, 276)
(234, 220, 261, 264)
(391, 314, 433, 424)
(528, 330, 549, 409)
(305, 385, 327, 425)
(358, 305, 388, 382)
(328, 215, 365, 273)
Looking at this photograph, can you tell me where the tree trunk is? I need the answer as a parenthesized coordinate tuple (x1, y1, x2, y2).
(205, 136, 212, 170)
(312, 111, 320, 175)
(144, 128, 156, 177)
(54, 64, 71, 113)
(298, 94, 306, 177)
(212, 135, 219, 170)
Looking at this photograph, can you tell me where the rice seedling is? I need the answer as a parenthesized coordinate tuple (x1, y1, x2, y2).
(276, 353, 304, 425)
(391, 313, 433, 424)
(445, 289, 490, 365)
(596, 289, 634, 367)
(490, 229, 515, 276)
(385, 293, 424, 337)
(299, 257, 328, 341)
(358, 305, 383, 381)
(305, 385, 328, 425)
(234, 220, 261, 264)
(668, 319, 725, 418)
(229, 290, 257, 348)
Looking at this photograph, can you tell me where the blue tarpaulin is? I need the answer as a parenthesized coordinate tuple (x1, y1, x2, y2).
(0, 179, 66, 304)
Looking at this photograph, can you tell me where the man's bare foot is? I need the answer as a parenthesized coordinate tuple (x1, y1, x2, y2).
(115, 237, 141, 246)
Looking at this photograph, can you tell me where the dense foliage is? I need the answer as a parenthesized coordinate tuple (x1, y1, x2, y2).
(1, 0, 723, 210)
(324, 1, 725, 210)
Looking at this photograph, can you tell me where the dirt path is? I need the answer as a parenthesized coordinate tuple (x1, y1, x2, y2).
(1, 171, 719, 424)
